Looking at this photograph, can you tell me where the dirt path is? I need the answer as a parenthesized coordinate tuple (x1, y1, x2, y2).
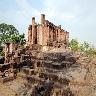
(0, 82, 16, 96)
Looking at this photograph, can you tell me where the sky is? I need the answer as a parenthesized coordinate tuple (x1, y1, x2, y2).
(0, 0, 96, 46)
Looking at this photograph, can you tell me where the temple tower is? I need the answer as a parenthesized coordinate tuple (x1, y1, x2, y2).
(28, 25, 32, 46)
(32, 17, 37, 44)
(41, 14, 45, 25)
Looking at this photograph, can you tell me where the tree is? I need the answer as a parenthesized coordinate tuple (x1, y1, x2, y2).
(71, 39, 96, 57)
(70, 39, 79, 51)
(0, 23, 19, 44)
(79, 44, 85, 51)
(0, 23, 26, 45)
(11, 33, 26, 45)
(83, 41, 90, 51)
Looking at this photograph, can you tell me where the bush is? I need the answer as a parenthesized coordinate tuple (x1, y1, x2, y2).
(70, 39, 96, 58)
(70, 39, 79, 51)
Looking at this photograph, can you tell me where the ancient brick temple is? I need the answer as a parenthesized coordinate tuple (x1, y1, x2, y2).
(27, 14, 69, 46)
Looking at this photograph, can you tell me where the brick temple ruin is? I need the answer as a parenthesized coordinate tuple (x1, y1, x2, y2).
(0, 14, 78, 96)
(27, 14, 69, 47)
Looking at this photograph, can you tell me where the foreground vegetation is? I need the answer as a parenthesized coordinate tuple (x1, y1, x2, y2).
(70, 39, 96, 58)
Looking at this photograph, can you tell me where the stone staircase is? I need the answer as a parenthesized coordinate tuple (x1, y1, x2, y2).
(43, 52, 76, 70)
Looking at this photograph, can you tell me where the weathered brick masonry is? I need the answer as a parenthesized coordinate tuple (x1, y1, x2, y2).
(27, 14, 69, 46)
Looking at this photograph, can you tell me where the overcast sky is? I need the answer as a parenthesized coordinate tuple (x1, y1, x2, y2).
(0, 0, 96, 46)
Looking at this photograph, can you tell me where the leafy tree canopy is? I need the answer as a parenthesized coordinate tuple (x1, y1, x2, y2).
(0, 23, 19, 44)
(0, 23, 26, 45)
(11, 33, 26, 45)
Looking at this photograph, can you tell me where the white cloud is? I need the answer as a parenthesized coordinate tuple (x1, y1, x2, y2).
(43, 0, 76, 21)
(59, 13, 75, 21)
(15, 0, 39, 15)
